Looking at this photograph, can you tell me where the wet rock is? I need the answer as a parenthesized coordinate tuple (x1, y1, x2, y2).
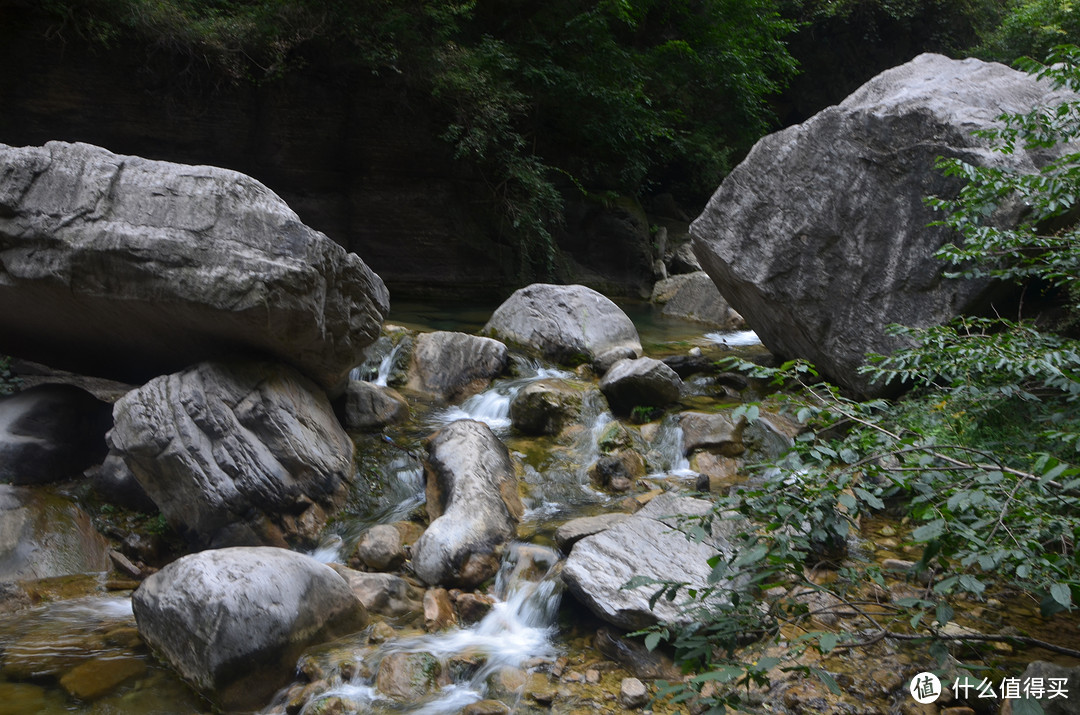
(667, 241, 701, 275)
(594, 346, 640, 376)
(679, 411, 746, 456)
(406, 331, 508, 403)
(588, 452, 645, 489)
(87, 454, 157, 513)
(0, 485, 110, 582)
(554, 513, 633, 552)
(107, 360, 354, 549)
(354, 524, 405, 571)
(599, 358, 683, 414)
(651, 272, 744, 329)
(131, 546, 368, 711)
(620, 677, 649, 709)
(375, 651, 443, 701)
(413, 420, 522, 588)
(509, 379, 584, 436)
(423, 588, 457, 631)
(463, 700, 512, 715)
(0, 141, 389, 392)
(0, 582, 30, 613)
(0, 384, 112, 485)
(562, 494, 737, 630)
(594, 628, 681, 681)
(328, 566, 422, 619)
(691, 55, 1078, 397)
(343, 380, 409, 431)
(0, 683, 52, 713)
(455, 591, 494, 624)
(59, 655, 146, 700)
(691, 453, 740, 490)
(482, 284, 642, 366)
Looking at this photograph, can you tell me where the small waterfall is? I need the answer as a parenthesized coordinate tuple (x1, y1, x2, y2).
(349, 337, 406, 384)
(704, 329, 761, 347)
(279, 544, 564, 715)
(430, 360, 571, 433)
(648, 414, 695, 478)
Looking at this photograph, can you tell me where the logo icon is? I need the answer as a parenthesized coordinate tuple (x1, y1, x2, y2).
(910, 672, 942, 704)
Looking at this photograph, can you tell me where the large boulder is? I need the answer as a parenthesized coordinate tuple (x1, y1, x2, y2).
(0, 485, 110, 582)
(481, 284, 642, 366)
(562, 494, 738, 630)
(508, 378, 585, 436)
(599, 358, 683, 414)
(691, 54, 1077, 396)
(131, 546, 368, 711)
(405, 331, 509, 403)
(651, 272, 744, 329)
(412, 420, 523, 588)
(0, 384, 112, 485)
(106, 361, 354, 549)
(343, 380, 410, 431)
(0, 141, 389, 392)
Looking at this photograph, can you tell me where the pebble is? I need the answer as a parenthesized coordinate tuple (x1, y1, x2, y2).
(620, 677, 649, 709)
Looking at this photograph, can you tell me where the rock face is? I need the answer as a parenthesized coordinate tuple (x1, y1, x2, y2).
(131, 547, 368, 711)
(343, 380, 410, 431)
(0, 485, 110, 582)
(0, 384, 112, 485)
(412, 420, 523, 588)
(599, 358, 683, 414)
(691, 54, 1077, 396)
(482, 284, 642, 365)
(0, 141, 389, 392)
(562, 494, 736, 630)
(107, 361, 354, 548)
(651, 272, 744, 329)
(406, 331, 509, 403)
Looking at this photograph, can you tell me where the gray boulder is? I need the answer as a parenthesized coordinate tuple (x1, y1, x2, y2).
(509, 378, 585, 436)
(412, 420, 523, 588)
(651, 272, 744, 329)
(354, 524, 405, 571)
(553, 513, 632, 552)
(0, 384, 112, 485)
(344, 380, 410, 431)
(329, 565, 423, 619)
(562, 494, 737, 630)
(406, 331, 508, 403)
(0, 485, 110, 582)
(0, 141, 389, 392)
(132, 546, 367, 711)
(679, 411, 747, 456)
(599, 358, 683, 414)
(107, 361, 354, 549)
(482, 284, 642, 365)
(691, 54, 1078, 396)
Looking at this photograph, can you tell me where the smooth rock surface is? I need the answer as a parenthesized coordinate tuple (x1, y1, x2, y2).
(131, 546, 368, 711)
(562, 494, 735, 630)
(0, 485, 110, 582)
(329, 566, 422, 619)
(107, 360, 354, 548)
(406, 331, 508, 403)
(343, 380, 410, 431)
(553, 513, 633, 552)
(598, 357, 683, 414)
(509, 379, 584, 436)
(679, 411, 747, 456)
(651, 272, 744, 328)
(412, 420, 523, 588)
(691, 54, 1078, 396)
(0, 141, 389, 391)
(0, 384, 112, 485)
(482, 284, 641, 365)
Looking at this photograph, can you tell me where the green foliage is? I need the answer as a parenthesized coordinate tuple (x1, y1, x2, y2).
(37, 0, 798, 277)
(0, 356, 19, 397)
(633, 46, 1080, 711)
(975, 0, 1080, 63)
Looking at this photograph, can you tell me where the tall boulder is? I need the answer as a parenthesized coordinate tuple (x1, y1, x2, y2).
(412, 420, 523, 588)
(0, 141, 389, 392)
(482, 284, 641, 366)
(132, 547, 368, 711)
(691, 54, 1077, 396)
(405, 331, 509, 403)
(107, 361, 354, 548)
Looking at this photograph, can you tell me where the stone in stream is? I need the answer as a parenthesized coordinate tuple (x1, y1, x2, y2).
(375, 651, 445, 702)
(0, 141, 389, 393)
(562, 493, 740, 630)
(353, 523, 405, 571)
(508, 378, 585, 436)
(343, 380, 410, 431)
(650, 271, 744, 329)
(106, 360, 354, 549)
(481, 283, 642, 366)
(554, 513, 633, 552)
(328, 565, 422, 619)
(0, 384, 113, 485)
(405, 330, 509, 403)
(411, 420, 523, 588)
(678, 410, 747, 456)
(692, 54, 1080, 397)
(598, 357, 683, 415)
(131, 546, 368, 711)
(0, 485, 110, 582)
